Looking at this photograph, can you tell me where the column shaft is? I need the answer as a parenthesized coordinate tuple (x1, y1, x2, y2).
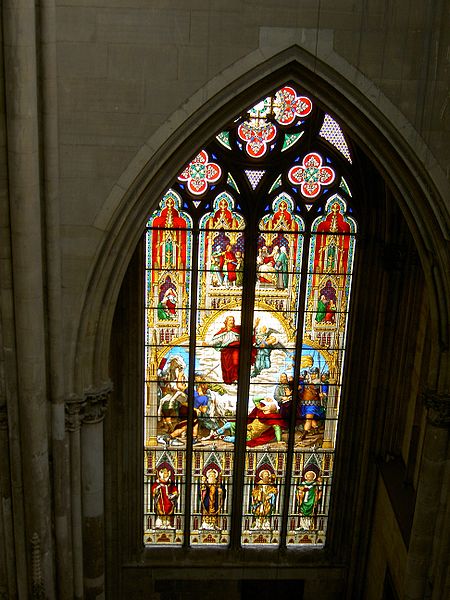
(3, 1, 55, 595)
(404, 392, 450, 600)
(39, 0, 73, 596)
(81, 386, 111, 599)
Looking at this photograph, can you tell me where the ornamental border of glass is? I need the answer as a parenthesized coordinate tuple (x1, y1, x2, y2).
(143, 84, 357, 547)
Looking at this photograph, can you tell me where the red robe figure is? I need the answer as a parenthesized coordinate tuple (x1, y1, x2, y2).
(151, 465, 179, 529)
(211, 399, 288, 446)
(212, 315, 241, 384)
(245, 398, 288, 447)
(272, 200, 293, 230)
(150, 194, 189, 284)
(313, 202, 351, 288)
(219, 244, 238, 286)
(212, 315, 256, 384)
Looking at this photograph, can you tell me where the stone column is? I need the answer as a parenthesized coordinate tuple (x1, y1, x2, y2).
(0, 146, 28, 599)
(81, 383, 112, 599)
(0, 405, 17, 597)
(404, 390, 450, 600)
(66, 395, 86, 600)
(423, 392, 450, 600)
(3, 1, 55, 596)
(39, 0, 73, 596)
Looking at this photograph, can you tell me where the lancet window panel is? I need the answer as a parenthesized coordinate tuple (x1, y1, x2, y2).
(143, 83, 358, 548)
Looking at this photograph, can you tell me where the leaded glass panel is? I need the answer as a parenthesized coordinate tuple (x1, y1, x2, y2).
(143, 83, 357, 549)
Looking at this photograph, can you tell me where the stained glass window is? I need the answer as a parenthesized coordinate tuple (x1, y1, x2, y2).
(144, 84, 357, 548)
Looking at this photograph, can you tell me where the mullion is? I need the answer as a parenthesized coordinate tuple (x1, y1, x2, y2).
(144, 84, 356, 550)
(182, 221, 200, 548)
(279, 228, 312, 546)
(229, 208, 259, 549)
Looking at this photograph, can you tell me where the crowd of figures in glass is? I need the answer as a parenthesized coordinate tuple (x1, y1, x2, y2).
(143, 84, 357, 547)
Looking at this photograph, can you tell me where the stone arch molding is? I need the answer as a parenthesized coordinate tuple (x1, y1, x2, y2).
(73, 31, 450, 395)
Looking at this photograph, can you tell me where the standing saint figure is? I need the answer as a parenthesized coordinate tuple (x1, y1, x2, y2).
(151, 464, 179, 529)
(219, 243, 238, 287)
(275, 245, 289, 289)
(296, 465, 322, 531)
(235, 250, 244, 286)
(298, 383, 326, 443)
(250, 468, 278, 530)
(200, 465, 226, 530)
(210, 253, 224, 287)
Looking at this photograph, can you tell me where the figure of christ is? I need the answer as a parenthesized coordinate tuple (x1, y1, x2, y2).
(211, 315, 257, 385)
(200, 466, 226, 530)
(250, 469, 278, 530)
(151, 466, 179, 529)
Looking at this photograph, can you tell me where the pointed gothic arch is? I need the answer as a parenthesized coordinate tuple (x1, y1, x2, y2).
(73, 45, 449, 398)
(71, 45, 449, 599)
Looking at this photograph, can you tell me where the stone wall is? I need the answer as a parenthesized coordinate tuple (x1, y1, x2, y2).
(54, 1, 450, 372)
(0, 1, 449, 599)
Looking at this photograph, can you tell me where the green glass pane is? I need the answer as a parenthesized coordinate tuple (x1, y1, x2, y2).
(216, 131, 232, 150)
(227, 173, 240, 193)
(339, 177, 352, 197)
(268, 174, 282, 194)
(281, 131, 304, 152)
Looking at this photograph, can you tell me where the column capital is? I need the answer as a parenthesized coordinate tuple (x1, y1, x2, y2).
(422, 390, 450, 428)
(65, 395, 86, 432)
(83, 381, 113, 424)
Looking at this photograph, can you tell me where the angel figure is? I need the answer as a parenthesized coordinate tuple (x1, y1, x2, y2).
(251, 324, 287, 377)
